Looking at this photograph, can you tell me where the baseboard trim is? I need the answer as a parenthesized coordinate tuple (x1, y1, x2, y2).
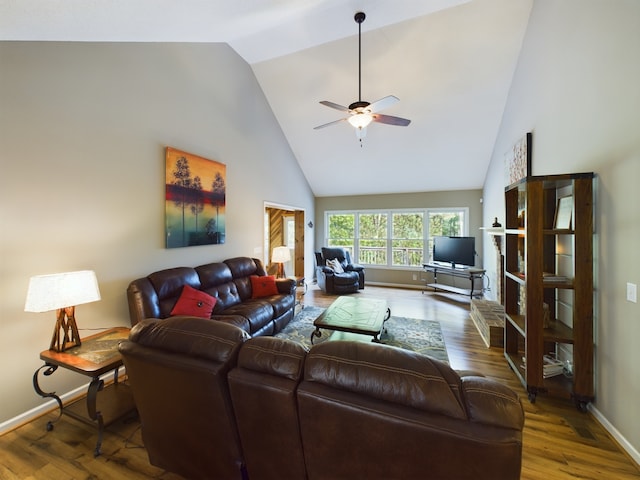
(366, 281, 425, 290)
(589, 404, 640, 467)
(0, 366, 126, 436)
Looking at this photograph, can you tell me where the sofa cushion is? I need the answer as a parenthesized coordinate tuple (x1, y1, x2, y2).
(128, 316, 250, 363)
(147, 267, 201, 318)
(170, 285, 216, 318)
(201, 281, 242, 312)
(196, 262, 234, 287)
(321, 247, 350, 269)
(332, 271, 359, 286)
(250, 275, 279, 298)
(225, 257, 266, 301)
(269, 293, 295, 318)
(211, 314, 251, 333)
(223, 300, 275, 335)
(304, 341, 467, 420)
(237, 336, 308, 381)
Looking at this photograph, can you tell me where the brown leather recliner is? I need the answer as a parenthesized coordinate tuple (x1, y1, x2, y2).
(118, 316, 250, 480)
(315, 247, 365, 294)
(297, 340, 524, 479)
(228, 336, 308, 480)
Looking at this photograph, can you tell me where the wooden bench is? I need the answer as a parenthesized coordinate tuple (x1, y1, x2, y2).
(470, 299, 504, 348)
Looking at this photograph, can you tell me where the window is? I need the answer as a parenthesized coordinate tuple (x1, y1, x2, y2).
(358, 213, 387, 265)
(326, 208, 468, 268)
(392, 212, 424, 267)
(326, 213, 355, 255)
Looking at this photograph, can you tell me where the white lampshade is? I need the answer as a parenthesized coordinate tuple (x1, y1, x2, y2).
(272, 246, 291, 264)
(348, 112, 373, 130)
(25, 270, 101, 312)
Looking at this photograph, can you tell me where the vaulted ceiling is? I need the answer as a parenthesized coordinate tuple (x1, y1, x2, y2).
(1, 0, 533, 197)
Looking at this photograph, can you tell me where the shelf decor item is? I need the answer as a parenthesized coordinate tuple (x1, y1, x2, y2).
(554, 195, 573, 230)
(504, 132, 532, 186)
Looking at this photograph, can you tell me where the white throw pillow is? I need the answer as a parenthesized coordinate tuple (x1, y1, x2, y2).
(326, 258, 344, 273)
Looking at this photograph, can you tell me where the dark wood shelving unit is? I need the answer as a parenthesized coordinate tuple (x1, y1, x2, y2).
(503, 173, 594, 411)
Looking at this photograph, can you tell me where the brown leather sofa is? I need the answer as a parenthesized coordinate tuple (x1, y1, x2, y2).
(126, 256, 296, 336)
(119, 317, 524, 480)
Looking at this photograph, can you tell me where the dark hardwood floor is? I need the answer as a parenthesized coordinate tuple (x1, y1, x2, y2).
(1, 285, 638, 479)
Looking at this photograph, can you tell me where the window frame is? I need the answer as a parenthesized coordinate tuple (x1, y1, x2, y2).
(325, 207, 470, 269)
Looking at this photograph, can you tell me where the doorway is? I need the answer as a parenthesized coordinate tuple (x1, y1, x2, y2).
(264, 203, 305, 278)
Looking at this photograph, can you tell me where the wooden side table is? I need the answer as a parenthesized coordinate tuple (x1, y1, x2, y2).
(33, 326, 136, 457)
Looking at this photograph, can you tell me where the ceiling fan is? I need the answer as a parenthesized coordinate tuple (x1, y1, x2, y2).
(314, 11, 411, 142)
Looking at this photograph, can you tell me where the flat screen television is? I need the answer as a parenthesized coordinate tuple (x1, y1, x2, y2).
(432, 236, 476, 268)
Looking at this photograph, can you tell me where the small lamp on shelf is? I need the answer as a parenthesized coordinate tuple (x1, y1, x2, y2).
(24, 270, 101, 352)
(271, 246, 291, 279)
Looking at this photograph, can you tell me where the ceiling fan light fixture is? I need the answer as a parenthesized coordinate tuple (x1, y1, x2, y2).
(314, 11, 411, 140)
(348, 112, 373, 129)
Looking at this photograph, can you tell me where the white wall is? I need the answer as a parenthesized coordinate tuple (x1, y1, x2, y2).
(0, 42, 315, 425)
(482, 0, 640, 458)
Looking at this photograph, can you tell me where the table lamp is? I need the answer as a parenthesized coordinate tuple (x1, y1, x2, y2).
(271, 246, 291, 278)
(25, 270, 101, 352)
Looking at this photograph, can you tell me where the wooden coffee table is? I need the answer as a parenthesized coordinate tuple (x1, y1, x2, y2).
(311, 296, 391, 344)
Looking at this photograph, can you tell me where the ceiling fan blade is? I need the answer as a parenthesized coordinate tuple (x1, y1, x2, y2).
(319, 101, 351, 112)
(313, 118, 347, 130)
(368, 95, 399, 113)
(373, 114, 411, 127)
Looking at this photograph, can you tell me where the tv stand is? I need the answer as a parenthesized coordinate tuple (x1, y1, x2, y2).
(422, 263, 485, 298)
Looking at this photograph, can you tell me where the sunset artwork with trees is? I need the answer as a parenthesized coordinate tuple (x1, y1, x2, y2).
(165, 147, 226, 248)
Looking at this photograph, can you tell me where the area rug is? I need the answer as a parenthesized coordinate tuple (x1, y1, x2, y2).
(275, 306, 449, 364)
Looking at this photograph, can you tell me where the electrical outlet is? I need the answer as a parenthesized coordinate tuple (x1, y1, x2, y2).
(412, 273, 417, 281)
(627, 282, 637, 303)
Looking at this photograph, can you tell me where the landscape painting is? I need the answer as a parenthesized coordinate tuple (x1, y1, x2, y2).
(165, 147, 226, 248)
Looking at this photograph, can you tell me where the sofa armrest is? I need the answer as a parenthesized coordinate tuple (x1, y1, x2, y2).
(236, 336, 308, 380)
(127, 278, 162, 326)
(345, 263, 364, 272)
(316, 266, 335, 275)
(461, 376, 524, 430)
(276, 277, 296, 295)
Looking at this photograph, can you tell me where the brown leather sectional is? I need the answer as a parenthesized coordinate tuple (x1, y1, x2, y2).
(126, 256, 296, 336)
(119, 316, 524, 480)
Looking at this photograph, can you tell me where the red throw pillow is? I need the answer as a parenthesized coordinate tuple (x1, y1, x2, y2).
(250, 275, 279, 298)
(170, 284, 216, 318)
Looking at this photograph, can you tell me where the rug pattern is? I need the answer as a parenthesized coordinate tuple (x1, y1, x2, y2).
(275, 306, 449, 364)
